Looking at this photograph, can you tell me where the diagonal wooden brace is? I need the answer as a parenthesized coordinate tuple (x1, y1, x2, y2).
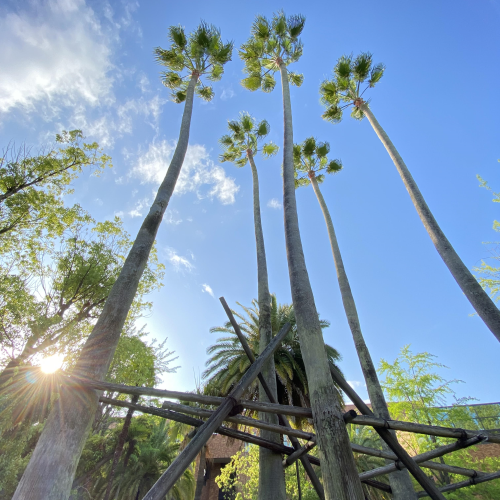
(220, 296, 325, 499)
(142, 320, 291, 500)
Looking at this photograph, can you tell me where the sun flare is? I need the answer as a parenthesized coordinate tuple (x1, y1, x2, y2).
(40, 354, 64, 374)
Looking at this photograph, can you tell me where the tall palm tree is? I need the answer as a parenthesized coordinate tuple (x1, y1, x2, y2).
(293, 137, 416, 499)
(319, 52, 500, 343)
(219, 114, 284, 500)
(13, 23, 232, 499)
(239, 12, 364, 499)
(203, 296, 342, 418)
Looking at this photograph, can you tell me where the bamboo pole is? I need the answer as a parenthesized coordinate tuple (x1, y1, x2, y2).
(359, 436, 487, 481)
(143, 322, 291, 500)
(330, 364, 446, 500)
(283, 439, 317, 467)
(220, 296, 325, 499)
(64, 375, 312, 418)
(416, 470, 500, 498)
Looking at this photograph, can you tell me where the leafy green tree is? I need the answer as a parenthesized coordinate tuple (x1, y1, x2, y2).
(474, 173, 500, 301)
(240, 13, 363, 498)
(0, 218, 164, 387)
(293, 137, 416, 498)
(219, 112, 283, 499)
(203, 296, 342, 419)
(379, 345, 500, 497)
(319, 52, 500, 343)
(0, 130, 109, 241)
(14, 23, 232, 500)
(216, 443, 320, 500)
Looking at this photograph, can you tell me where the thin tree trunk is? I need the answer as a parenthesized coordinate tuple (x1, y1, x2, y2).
(310, 175, 417, 499)
(193, 445, 206, 500)
(248, 152, 287, 500)
(13, 74, 199, 500)
(278, 62, 364, 500)
(361, 103, 500, 342)
(103, 395, 139, 500)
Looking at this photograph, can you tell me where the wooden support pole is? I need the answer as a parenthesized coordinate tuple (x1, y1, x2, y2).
(330, 364, 447, 500)
(65, 375, 312, 418)
(416, 470, 500, 498)
(359, 435, 487, 481)
(283, 439, 317, 468)
(220, 296, 325, 499)
(143, 321, 291, 500)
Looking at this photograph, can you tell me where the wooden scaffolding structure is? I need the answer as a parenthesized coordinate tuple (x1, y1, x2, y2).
(56, 296, 500, 500)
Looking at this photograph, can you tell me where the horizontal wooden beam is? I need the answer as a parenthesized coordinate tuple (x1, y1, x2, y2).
(416, 470, 500, 498)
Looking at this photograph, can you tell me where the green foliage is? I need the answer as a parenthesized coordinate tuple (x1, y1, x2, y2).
(203, 295, 343, 424)
(155, 22, 233, 102)
(216, 443, 320, 500)
(240, 11, 305, 94)
(293, 137, 343, 189)
(320, 52, 385, 123)
(0, 217, 165, 376)
(218, 112, 278, 167)
(474, 173, 500, 301)
(379, 346, 500, 496)
(0, 130, 110, 244)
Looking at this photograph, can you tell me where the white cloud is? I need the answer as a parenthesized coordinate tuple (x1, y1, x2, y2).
(128, 197, 150, 218)
(347, 380, 363, 389)
(165, 209, 182, 225)
(0, 0, 114, 117)
(220, 87, 235, 101)
(267, 198, 282, 209)
(201, 283, 215, 298)
(166, 247, 194, 272)
(131, 141, 239, 205)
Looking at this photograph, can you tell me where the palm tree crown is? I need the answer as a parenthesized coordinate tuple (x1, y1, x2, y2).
(203, 296, 342, 410)
(219, 113, 278, 166)
(293, 137, 343, 188)
(155, 22, 233, 103)
(319, 52, 384, 122)
(239, 12, 305, 93)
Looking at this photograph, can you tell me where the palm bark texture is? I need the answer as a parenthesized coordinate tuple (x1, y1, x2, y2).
(293, 136, 417, 499)
(240, 12, 365, 499)
(219, 113, 285, 500)
(13, 23, 232, 500)
(320, 52, 500, 343)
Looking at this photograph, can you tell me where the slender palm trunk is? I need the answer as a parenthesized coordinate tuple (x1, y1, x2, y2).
(278, 62, 364, 500)
(103, 395, 139, 500)
(248, 152, 286, 500)
(193, 445, 206, 500)
(310, 175, 417, 499)
(13, 74, 199, 500)
(361, 103, 500, 342)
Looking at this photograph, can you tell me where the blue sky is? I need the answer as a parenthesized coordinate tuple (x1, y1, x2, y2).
(1, 0, 499, 404)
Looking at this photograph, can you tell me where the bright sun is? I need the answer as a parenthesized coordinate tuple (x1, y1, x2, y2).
(40, 354, 64, 374)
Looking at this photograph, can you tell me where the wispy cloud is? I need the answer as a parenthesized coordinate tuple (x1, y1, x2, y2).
(131, 141, 240, 205)
(201, 283, 215, 298)
(267, 198, 282, 209)
(0, 0, 114, 118)
(220, 87, 235, 101)
(166, 247, 194, 272)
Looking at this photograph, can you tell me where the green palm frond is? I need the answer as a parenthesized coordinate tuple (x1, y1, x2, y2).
(294, 137, 343, 183)
(172, 89, 187, 104)
(241, 74, 262, 92)
(262, 142, 279, 158)
(369, 63, 385, 87)
(327, 159, 343, 174)
(168, 25, 187, 49)
(351, 105, 365, 120)
(322, 104, 343, 123)
(160, 71, 183, 89)
(196, 85, 214, 102)
(353, 52, 372, 81)
(256, 120, 270, 137)
(287, 72, 304, 87)
(261, 74, 276, 93)
(207, 64, 224, 82)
